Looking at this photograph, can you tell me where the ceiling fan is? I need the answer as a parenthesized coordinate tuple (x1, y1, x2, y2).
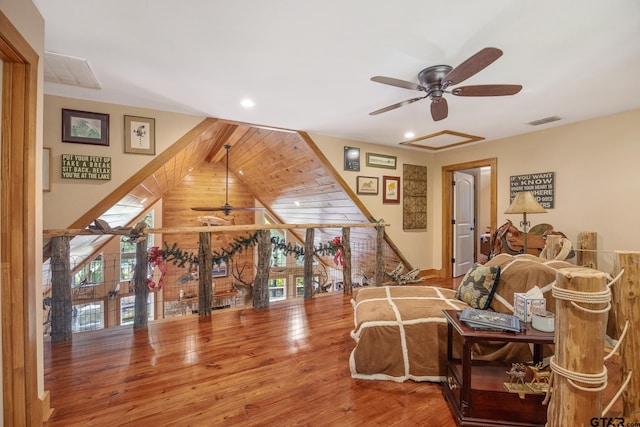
(369, 47, 522, 121)
(191, 144, 264, 215)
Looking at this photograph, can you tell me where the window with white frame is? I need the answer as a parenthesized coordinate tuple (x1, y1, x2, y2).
(119, 293, 155, 325)
(72, 301, 104, 333)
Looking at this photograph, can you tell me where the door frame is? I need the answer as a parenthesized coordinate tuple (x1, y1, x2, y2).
(441, 158, 497, 278)
(0, 11, 43, 425)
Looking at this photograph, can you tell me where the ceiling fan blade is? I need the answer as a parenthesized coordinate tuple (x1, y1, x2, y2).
(430, 97, 448, 121)
(452, 84, 522, 97)
(369, 96, 426, 115)
(442, 47, 503, 87)
(371, 76, 426, 91)
(191, 206, 225, 212)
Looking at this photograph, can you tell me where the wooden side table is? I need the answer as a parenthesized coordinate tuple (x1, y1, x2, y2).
(441, 309, 554, 427)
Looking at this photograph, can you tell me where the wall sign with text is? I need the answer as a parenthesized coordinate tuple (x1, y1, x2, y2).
(509, 172, 555, 208)
(62, 154, 112, 180)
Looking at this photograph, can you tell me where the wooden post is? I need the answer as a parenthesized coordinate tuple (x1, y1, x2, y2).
(51, 235, 72, 342)
(342, 227, 353, 294)
(133, 235, 150, 328)
(374, 225, 384, 286)
(544, 234, 563, 260)
(303, 228, 315, 299)
(198, 232, 213, 317)
(547, 267, 609, 427)
(577, 231, 597, 269)
(614, 251, 640, 419)
(253, 229, 271, 308)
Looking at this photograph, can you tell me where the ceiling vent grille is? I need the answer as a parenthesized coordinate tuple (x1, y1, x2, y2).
(528, 116, 561, 126)
(44, 51, 101, 89)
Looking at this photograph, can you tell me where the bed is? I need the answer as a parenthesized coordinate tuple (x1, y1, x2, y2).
(349, 254, 575, 383)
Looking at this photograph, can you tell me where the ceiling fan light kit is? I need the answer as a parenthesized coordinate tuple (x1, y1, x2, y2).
(370, 47, 522, 121)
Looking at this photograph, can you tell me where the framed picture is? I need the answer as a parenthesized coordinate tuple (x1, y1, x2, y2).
(356, 176, 379, 195)
(43, 147, 52, 192)
(212, 260, 227, 278)
(383, 176, 401, 204)
(62, 109, 109, 146)
(344, 146, 360, 171)
(124, 115, 156, 155)
(367, 152, 397, 169)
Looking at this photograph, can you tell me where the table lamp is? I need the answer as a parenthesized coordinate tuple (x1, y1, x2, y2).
(504, 191, 547, 254)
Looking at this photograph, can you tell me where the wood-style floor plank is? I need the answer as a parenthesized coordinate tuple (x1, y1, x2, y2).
(44, 281, 457, 426)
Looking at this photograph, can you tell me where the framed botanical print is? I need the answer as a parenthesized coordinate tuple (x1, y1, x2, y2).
(124, 115, 156, 155)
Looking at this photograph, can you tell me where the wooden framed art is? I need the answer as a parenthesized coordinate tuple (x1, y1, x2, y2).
(43, 147, 52, 192)
(62, 108, 110, 146)
(356, 176, 379, 195)
(366, 152, 397, 169)
(383, 175, 401, 204)
(124, 115, 156, 155)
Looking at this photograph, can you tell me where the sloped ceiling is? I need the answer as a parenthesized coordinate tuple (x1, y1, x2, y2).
(63, 118, 408, 273)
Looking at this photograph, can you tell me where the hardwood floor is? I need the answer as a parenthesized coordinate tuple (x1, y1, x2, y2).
(44, 279, 458, 426)
(43, 276, 622, 426)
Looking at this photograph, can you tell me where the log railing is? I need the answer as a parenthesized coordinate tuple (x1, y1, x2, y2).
(45, 221, 389, 342)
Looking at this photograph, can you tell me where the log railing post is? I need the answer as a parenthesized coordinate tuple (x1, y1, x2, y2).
(614, 251, 640, 419)
(547, 267, 609, 426)
(253, 229, 271, 308)
(303, 228, 315, 300)
(51, 235, 72, 342)
(198, 232, 213, 317)
(374, 225, 384, 286)
(577, 231, 598, 269)
(133, 231, 150, 328)
(342, 227, 352, 294)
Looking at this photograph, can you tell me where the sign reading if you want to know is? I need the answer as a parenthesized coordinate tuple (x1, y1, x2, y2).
(509, 172, 555, 209)
(62, 154, 111, 180)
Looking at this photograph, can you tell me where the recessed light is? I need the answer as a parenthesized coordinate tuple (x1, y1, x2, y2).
(241, 98, 255, 108)
(294, 201, 300, 207)
(404, 131, 415, 139)
(238, 170, 244, 175)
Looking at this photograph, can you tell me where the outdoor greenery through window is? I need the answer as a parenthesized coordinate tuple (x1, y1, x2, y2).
(268, 278, 286, 301)
(120, 211, 154, 281)
(73, 254, 103, 286)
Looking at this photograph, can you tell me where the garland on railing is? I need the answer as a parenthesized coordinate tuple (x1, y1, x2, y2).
(155, 231, 343, 271)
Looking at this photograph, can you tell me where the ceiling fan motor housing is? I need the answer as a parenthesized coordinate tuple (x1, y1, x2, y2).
(418, 65, 453, 98)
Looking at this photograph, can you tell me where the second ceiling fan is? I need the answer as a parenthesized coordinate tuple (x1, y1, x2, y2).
(191, 144, 264, 216)
(369, 47, 522, 121)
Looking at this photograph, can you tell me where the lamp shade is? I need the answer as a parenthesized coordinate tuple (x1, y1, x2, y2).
(504, 191, 547, 214)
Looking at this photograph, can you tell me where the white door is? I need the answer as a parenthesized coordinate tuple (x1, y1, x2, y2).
(453, 172, 475, 277)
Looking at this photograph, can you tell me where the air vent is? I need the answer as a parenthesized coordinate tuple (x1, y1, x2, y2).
(44, 51, 101, 89)
(528, 116, 561, 126)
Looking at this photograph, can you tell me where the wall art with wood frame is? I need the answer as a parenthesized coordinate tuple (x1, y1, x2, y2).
(62, 108, 110, 146)
(383, 175, 401, 204)
(124, 115, 156, 155)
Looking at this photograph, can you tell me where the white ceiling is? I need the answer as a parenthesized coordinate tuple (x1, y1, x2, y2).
(34, 0, 640, 149)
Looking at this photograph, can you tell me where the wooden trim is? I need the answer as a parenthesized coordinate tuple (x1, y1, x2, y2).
(441, 158, 497, 278)
(0, 10, 45, 425)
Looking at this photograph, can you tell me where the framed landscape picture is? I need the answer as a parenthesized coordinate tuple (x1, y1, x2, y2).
(62, 109, 109, 146)
(356, 176, 379, 195)
(212, 260, 227, 278)
(383, 176, 401, 203)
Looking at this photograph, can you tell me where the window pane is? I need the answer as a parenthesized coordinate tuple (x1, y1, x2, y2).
(72, 301, 104, 332)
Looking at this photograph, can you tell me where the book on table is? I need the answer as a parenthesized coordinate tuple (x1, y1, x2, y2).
(458, 308, 522, 333)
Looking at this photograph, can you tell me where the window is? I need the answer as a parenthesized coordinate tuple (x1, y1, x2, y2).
(265, 217, 286, 267)
(268, 278, 286, 301)
(73, 254, 103, 286)
(120, 293, 155, 325)
(72, 301, 104, 333)
(120, 212, 154, 281)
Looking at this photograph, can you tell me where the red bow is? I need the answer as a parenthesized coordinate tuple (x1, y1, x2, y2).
(147, 246, 167, 290)
(332, 237, 346, 268)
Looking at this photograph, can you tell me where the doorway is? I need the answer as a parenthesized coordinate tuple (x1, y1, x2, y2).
(441, 158, 497, 278)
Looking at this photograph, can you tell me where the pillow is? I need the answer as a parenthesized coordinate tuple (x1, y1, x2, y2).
(455, 263, 501, 309)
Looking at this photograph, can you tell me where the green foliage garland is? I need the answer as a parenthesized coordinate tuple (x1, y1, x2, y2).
(159, 231, 343, 269)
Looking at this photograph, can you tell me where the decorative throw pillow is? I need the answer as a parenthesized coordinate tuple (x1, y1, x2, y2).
(455, 263, 501, 309)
